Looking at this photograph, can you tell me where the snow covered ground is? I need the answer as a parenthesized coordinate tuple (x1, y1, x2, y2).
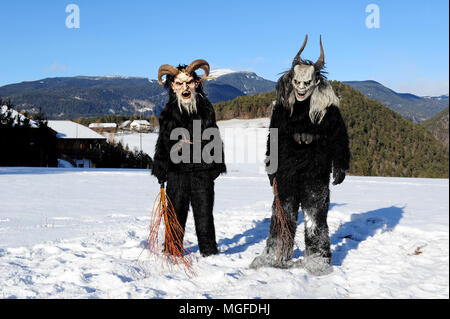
(0, 118, 448, 299)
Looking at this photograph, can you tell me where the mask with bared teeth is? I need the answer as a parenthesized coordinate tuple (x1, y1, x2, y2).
(157, 59, 215, 114)
(278, 34, 339, 124)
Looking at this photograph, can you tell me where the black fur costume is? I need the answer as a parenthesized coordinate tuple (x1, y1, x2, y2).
(250, 39, 350, 275)
(152, 66, 226, 257)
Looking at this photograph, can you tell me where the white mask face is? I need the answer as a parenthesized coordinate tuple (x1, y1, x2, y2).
(292, 65, 318, 101)
(171, 72, 198, 113)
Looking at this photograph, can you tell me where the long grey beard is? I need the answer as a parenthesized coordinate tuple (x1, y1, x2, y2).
(177, 96, 197, 115)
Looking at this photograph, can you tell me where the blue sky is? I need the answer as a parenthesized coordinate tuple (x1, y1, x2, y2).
(0, 0, 448, 96)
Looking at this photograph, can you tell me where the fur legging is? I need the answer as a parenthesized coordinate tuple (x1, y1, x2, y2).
(165, 170, 218, 257)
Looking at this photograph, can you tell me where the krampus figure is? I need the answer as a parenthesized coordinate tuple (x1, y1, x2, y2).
(250, 35, 350, 275)
(152, 59, 226, 257)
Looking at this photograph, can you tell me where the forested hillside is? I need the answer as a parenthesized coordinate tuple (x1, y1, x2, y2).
(421, 107, 449, 150)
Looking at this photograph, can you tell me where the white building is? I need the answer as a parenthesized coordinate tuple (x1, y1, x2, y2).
(130, 120, 152, 132)
(88, 123, 117, 133)
(119, 120, 132, 130)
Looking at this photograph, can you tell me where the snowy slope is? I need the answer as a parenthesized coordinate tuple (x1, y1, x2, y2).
(0, 118, 448, 299)
(209, 69, 238, 78)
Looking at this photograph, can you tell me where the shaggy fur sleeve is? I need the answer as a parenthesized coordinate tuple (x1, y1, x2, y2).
(151, 109, 172, 183)
(265, 104, 286, 183)
(324, 105, 350, 171)
(204, 101, 227, 178)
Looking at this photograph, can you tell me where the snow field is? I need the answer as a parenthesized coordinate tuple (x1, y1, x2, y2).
(0, 118, 448, 298)
(0, 167, 448, 298)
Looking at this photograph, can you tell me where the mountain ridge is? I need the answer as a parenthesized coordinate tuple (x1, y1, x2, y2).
(343, 80, 448, 121)
(0, 71, 275, 119)
(0, 74, 447, 122)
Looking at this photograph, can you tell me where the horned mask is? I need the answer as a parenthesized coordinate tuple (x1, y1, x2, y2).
(158, 59, 215, 114)
(280, 34, 339, 123)
(291, 34, 324, 102)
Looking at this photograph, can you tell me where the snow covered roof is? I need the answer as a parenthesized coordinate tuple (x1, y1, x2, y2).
(88, 123, 117, 128)
(1, 105, 39, 128)
(47, 121, 106, 139)
(119, 120, 131, 128)
(130, 120, 151, 126)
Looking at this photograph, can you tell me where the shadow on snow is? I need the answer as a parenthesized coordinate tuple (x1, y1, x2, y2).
(329, 205, 405, 266)
(208, 203, 404, 267)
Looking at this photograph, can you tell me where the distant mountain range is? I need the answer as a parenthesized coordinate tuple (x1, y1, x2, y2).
(0, 72, 447, 122)
(343, 80, 448, 122)
(0, 76, 165, 119)
(211, 70, 276, 95)
(0, 71, 275, 119)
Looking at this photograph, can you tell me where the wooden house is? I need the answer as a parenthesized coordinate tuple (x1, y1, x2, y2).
(47, 121, 107, 168)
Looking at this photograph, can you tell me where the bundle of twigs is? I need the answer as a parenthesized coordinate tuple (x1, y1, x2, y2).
(140, 183, 194, 275)
(272, 178, 294, 263)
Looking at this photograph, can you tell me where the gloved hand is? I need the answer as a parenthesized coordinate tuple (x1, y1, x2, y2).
(152, 165, 167, 187)
(158, 177, 167, 187)
(268, 174, 275, 186)
(332, 168, 346, 185)
(154, 172, 166, 186)
(211, 170, 221, 180)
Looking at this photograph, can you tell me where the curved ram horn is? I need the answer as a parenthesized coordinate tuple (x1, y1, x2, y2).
(185, 59, 215, 82)
(157, 64, 180, 85)
(314, 35, 325, 70)
(292, 34, 308, 66)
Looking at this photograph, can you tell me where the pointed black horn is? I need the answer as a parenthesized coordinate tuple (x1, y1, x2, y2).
(314, 35, 325, 70)
(292, 34, 308, 66)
